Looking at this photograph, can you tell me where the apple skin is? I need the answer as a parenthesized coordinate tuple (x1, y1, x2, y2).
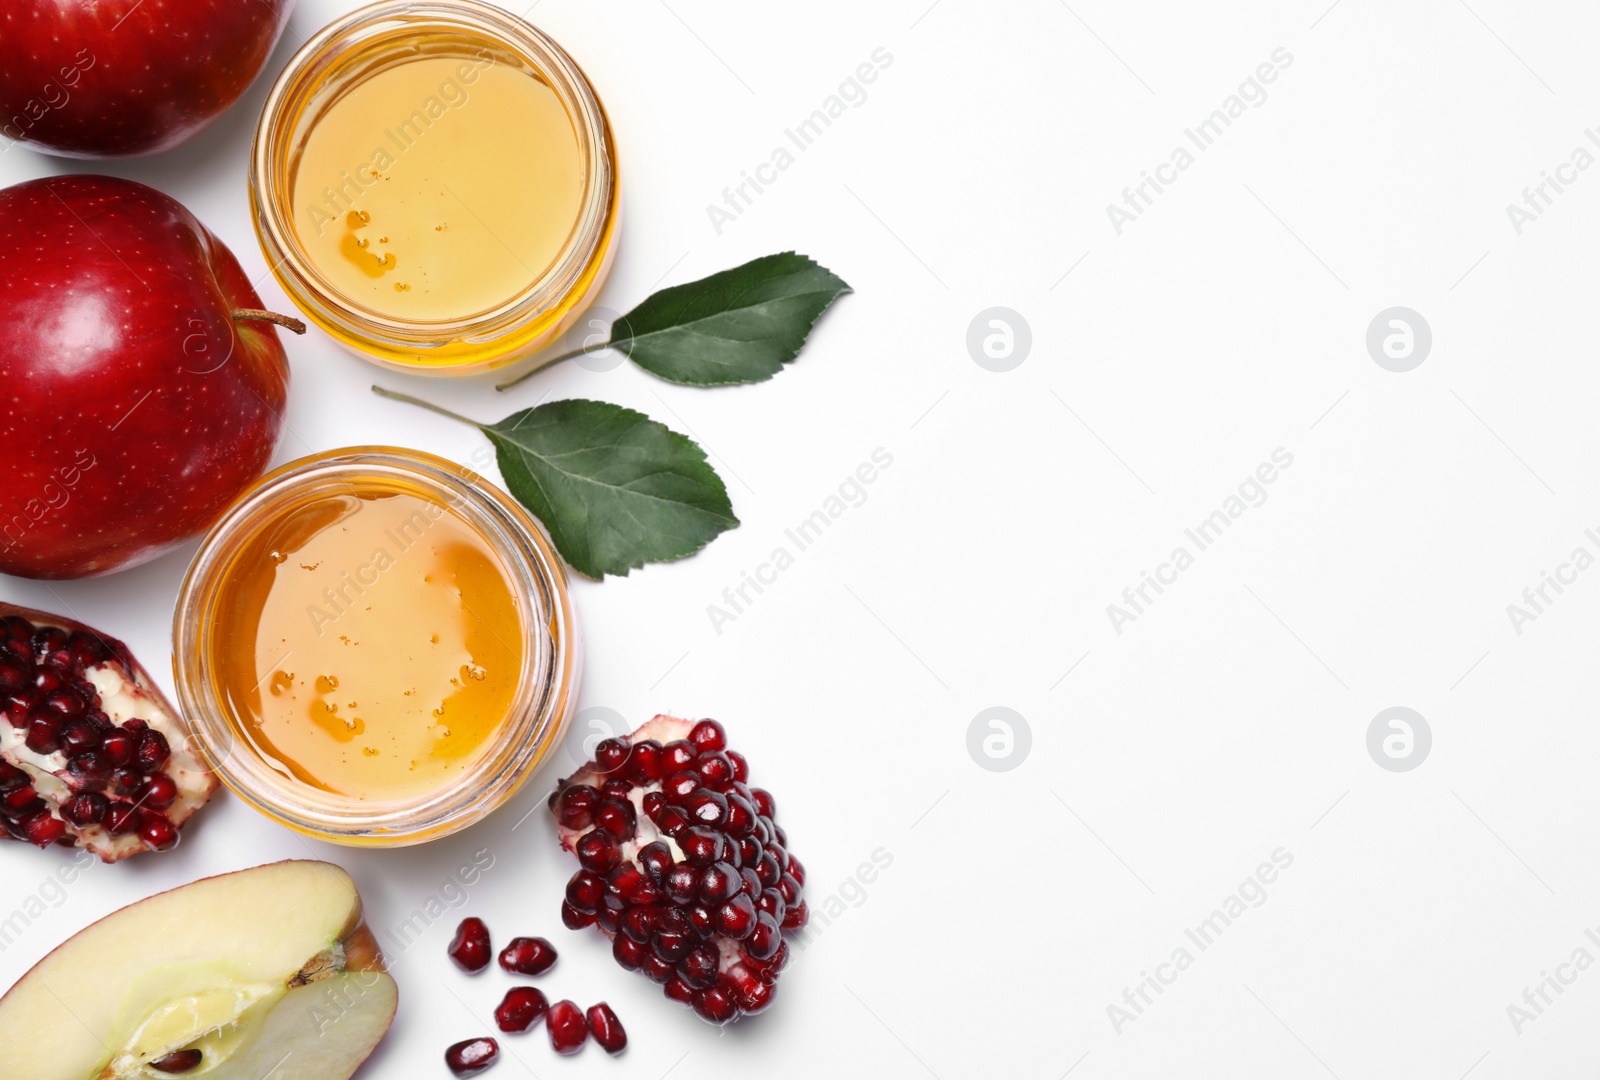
(0, 175, 291, 579)
(0, 0, 294, 158)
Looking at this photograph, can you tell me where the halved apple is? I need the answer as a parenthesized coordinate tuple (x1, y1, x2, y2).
(0, 860, 397, 1078)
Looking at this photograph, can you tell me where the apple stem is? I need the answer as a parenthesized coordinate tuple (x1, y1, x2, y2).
(370, 386, 482, 429)
(232, 308, 308, 335)
(493, 346, 603, 393)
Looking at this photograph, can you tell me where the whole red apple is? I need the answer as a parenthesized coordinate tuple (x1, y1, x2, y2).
(0, 0, 294, 157)
(0, 175, 295, 579)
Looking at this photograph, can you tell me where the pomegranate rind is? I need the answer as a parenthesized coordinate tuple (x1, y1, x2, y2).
(0, 602, 218, 862)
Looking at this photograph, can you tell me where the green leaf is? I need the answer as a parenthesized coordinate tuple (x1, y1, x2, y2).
(609, 252, 851, 386)
(370, 389, 738, 579)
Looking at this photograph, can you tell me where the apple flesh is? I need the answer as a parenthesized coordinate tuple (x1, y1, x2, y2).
(0, 860, 396, 1079)
(0, 175, 296, 579)
(0, 0, 294, 157)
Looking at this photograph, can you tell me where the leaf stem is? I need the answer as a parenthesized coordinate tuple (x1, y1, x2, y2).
(494, 345, 608, 393)
(370, 385, 483, 428)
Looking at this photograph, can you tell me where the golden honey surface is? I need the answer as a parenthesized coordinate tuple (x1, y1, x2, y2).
(292, 54, 584, 322)
(213, 490, 523, 801)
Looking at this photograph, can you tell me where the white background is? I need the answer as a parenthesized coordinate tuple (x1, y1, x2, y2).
(4, 0, 1600, 1076)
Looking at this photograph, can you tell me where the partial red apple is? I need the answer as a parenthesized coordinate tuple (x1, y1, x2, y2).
(0, 860, 398, 1079)
(0, 0, 294, 157)
(0, 175, 298, 579)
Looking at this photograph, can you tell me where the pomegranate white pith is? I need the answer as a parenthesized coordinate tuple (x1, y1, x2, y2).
(0, 603, 218, 861)
(550, 715, 808, 1024)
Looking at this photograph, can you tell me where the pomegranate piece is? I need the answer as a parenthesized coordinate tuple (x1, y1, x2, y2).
(0, 604, 217, 862)
(546, 1000, 588, 1055)
(444, 1037, 498, 1076)
(549, 715, 806, 1025)
(498, 936, 557, 976)
(586, 1002, 627, 1054)
(449, 917, 492, 973)
(494, 986, 549, 1033)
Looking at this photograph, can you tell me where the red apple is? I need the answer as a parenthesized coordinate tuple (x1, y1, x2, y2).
(0, 0, 294, 158)
(0, 175, 297, 579)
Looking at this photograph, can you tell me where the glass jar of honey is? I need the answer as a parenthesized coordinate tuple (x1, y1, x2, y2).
(172, 448, 580, 846)
(250, 0, 619, 374)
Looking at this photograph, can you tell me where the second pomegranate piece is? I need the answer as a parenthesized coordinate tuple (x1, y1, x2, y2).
(549, 715, 807, 1024)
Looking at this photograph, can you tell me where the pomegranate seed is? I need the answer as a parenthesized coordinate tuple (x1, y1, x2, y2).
(150, 1049, 203, 1073)
(594, 799, 635, 841)
(732, 975, 777, 1015)
(661, 739, 696, 773)
(664, 977, 695, 1005)
(652, 929, 690, 961)
(448, 917, 492, 972)
(25, 714, 61, 754)
(565, 870, 604, 913)
(787, 855, 806, 886)
(637, 841, 673, 883)
(696, 751, 734, 788)
(67, 632, 111, 669)
(23, 812, 66, 847)
(586, 1003, 627, 1054)
(546, 1000, 588, 1055)
(60, 717, 101, 753)
(100, 730, 136, 766)
(641, 952, 676, 983)
(139, 813, 179, 851)
(747, 913, 782, 959)
(756, 889, 786, 921)
(684, 789, 729, 826)
(105, 802, 140, 835)
(0, 661, 27, 694)
(687, 719, 726, 753)
(612, 934, 646, 970)
(693, 985, 738, 1024)
(495, 987, 549, 1032)
(2, 786, 39, 814)
(698, 862, 739, 904)
(444, 1037, 497, 1076)
(624, 739, 662, 784)
(664, 864, 698, 905)
(596, 907, 622, 935)
(0, 762, 27, 792)
(499, 936, 557, 976)
(620, 905, 657, 943)
(593, 736, 630, 774)
(678, 944, 718, 988)
(136, 730, 170, 770)
(556, 785, 596, 829)
(726, 750, 749, 782)
(32, 627, 67, 658)
(662, 770, 699, 802)
(782, 900, 810, 931)
(750, 788, 776, 818)
(43, 688, 85, 719)
(112, 768, 143, 796)
(575, 830, 620, 873)
(561, 901, 596, 930)
(64, 792, 108, 827)
(66, 751, 111, 790)
(140, 774, 179, 810)
(680, 827, 720, 866)
(716, 894, 756, 940)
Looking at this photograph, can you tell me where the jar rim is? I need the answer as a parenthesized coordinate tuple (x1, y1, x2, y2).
(171, 446, 581, 846)
(249, 0, 619, 371)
